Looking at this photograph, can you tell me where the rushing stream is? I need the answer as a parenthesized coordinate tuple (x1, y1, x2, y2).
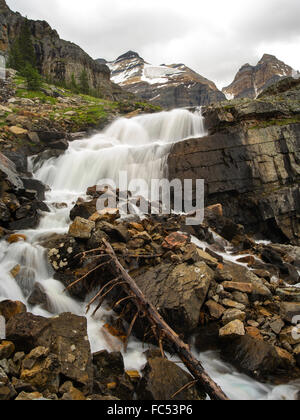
(0, 108, 299, 400)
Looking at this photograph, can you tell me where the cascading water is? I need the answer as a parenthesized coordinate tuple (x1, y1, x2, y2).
(0, 108, 299, 400)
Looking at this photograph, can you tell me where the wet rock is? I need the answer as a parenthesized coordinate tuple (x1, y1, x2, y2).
(195, 323, 221, 352)
(70, 198, 97, 221)
(0, 199, 10, 222)
(6, 312, 93, 394)
(137, 355, 205, 400)
(280, 302, 300, 324)
(28, 283, 50, 311)
(0, 300, 27, 322)
(134, 262, 214, 334)
(68, 217, 95, 240)
(21, 178, 46, 201)
(20, 347, 60, 393)
(0, 341, 15, 360)
(219, 320, 245, 338)
(221, 335, 282, 381)
(93, 351, 134, 400)
(269, 318, 285, 335)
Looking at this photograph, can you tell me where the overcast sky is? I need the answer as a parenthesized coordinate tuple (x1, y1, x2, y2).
(6, 0, 300, 88)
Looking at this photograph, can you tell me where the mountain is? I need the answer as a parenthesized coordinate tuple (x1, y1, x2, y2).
(223, 54, 300, 99)
(102, 51, 226, 108)
(0, 0, 130, 101)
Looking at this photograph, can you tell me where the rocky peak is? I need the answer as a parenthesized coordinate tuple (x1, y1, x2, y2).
(107, 51, 225, 109)
(116, 50, 143, 62)
(223, 54, 296, 99)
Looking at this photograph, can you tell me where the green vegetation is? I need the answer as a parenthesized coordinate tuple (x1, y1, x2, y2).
(249, 116, 300, 130)
(79, 70, 90, 95)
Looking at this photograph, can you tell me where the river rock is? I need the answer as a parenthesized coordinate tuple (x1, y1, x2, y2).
(221, 335, 283, 381)
(68, 217, 95, 240)
(0, 300, 27, 322)
(219, 320, 245, 338)
(205, 300, 225, 319)
(134, 262, 214, 334)
(6, 312, 93, 393)
(137, 354, 205, 400)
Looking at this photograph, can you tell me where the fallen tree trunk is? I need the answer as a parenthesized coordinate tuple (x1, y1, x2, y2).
(102, 239, 229, 401)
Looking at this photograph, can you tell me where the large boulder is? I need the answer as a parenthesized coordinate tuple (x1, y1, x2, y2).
(133, 262, 214, 334)
(6, 312, 93, 394)
(137, 352, 205, 400)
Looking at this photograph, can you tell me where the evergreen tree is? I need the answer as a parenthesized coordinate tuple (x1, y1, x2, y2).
(70, 73, 79, 93)
(79, 69, 89, 95)
(8, 18, 37, 74)
(22, 63, 42, 91)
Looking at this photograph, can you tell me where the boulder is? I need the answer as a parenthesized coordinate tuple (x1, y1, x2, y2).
(70, 198, 97, 221)
(137, 354, 205, 400)
(6, 312, 93, 393)
(134, 262, 214, 334)
(205, 300, 225, 320)
(221, 335, 283, 381)
(222, 309, 246, 325)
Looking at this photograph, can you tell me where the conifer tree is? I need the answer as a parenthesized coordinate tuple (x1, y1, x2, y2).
(79, 69, 90, 94)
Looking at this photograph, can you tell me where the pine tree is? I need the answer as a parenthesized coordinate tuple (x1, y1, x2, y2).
(8, 18, 37, 74)
(22, 63, 42, 91)
(79, 69, 90, 94)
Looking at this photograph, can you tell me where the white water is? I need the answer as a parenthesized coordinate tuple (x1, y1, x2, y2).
(0, 109, 298, 400)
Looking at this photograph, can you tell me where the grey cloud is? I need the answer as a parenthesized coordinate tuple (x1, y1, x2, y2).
(6, 0, 300, 89)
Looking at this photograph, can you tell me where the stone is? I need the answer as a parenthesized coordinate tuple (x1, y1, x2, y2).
(221, 336, 282, 381)
(60, 382, 86, 400)
(245, 327, 264, 341)
(269, 318, 285, 335)
(6, 234, 27, 244)
(8, 126, 28, 137)
(205, 300, 225, 320)
(222, 299, 246, 311)
(137, 355, 205, 400)
(0, 300, 27, 322)
(162, 232, 189, 250)
(279, 326, 300, 346)
(15, 392, 45, 401)
(134, 262, 214, 334)
(68, 217, 95, 239)
(222, 309, 246, 325)
(232, 291, 249, 306)
(219, 320, 245, 338)
(6, 312, 93, 394)
(280, 302, 300, 324)
(222, 281, 253, 294)
(20, 347, 60, 393)
(0, 341, 15, 360)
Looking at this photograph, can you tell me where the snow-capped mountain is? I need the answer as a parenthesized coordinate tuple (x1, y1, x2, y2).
(223, 54, 300, 99)
(97, 51, 226, 108)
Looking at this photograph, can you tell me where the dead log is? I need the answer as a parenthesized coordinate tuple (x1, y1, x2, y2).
(101, 239, 229, 401)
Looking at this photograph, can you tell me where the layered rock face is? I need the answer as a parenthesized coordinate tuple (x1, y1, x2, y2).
(223, 54, 299, 99)
(105, 51, 226, 108)
(0, 0, 129, 100)
(168, 78, 300, 245)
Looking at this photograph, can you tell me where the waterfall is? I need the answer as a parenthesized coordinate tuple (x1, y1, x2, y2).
(0, 108, 298, 400)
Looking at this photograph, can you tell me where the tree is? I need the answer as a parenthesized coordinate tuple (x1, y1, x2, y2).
(79, 69, 89, 95)
(22, 63, 42, 91)
(8, 18, 37, 74)
(70, 73, 79, 93)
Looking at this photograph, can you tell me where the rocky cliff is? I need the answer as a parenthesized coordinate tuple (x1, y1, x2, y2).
(168, 78, 300, 245)
(104, 51, 226, 109)
(0, 0, 130, 100)
(223, 54, 300, 100)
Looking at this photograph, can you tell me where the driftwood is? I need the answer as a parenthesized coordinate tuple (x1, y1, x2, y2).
(71, 239, 229, 401)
